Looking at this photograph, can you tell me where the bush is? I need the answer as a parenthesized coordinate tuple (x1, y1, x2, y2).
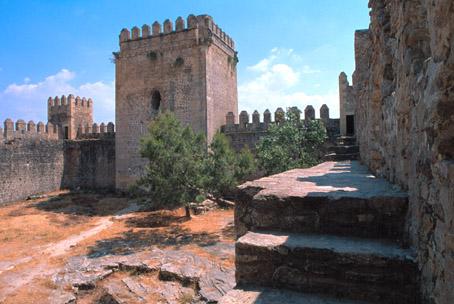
(256, 108, 327, 175)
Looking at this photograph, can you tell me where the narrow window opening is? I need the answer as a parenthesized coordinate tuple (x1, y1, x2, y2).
(151, 91, 161, 111)
(346, 115, 355, 136)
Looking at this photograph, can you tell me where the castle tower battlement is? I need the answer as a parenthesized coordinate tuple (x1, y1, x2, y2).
(119, 15, 235, 50)
(115, 14, 238, 189)
(48, 95, 94, 140)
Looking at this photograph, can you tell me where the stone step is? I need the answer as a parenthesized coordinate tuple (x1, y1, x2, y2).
(236, 161, 408, 240)
(219, 287, 370, 304)
(235, 231, 419, 304)
(323, 152, 359, 161)
(330, 145, 359, 155)
(336, 136, 356, 145)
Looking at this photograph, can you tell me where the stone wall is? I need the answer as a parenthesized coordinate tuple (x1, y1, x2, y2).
(63, 135, 116, 191)
(0, 121, 64, 204)
(0, 120, 116, 204)
(353, 1, 454, 303)
(222, 105, 340, 152)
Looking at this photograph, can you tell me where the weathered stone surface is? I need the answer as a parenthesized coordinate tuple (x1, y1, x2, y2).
(53, 248, 234, 303)
(219, 287, 369, 304)
(236, 231, 419, 303)
(236, 161, 408, 240)
(349, 1, 454, 302)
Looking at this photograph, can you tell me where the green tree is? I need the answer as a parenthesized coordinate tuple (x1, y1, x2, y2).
(137, 112, 206, 217)
(137, 114, 257, 217)
(256, 108, 327, 175)
(203, 133, 256, 201)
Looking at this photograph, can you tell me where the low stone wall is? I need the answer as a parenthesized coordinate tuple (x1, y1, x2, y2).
(63, 136, 116, 191)
(352, 1, 454, 302)
(0, 137, 64, 204)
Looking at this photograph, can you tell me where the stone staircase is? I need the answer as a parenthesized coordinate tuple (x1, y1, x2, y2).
(219, 161, 420, 304)
(323, 136, 359, 161)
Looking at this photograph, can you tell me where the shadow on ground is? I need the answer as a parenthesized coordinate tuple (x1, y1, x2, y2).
(86, 226, 220, 258)
(31, 193, 130, 217)
(126, 213, 190, 228)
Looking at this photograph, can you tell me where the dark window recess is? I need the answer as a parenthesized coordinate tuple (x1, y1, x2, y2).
(64, 126, 69, 139)
(346, 115, 355, 136)
(151, 91, 161, 111)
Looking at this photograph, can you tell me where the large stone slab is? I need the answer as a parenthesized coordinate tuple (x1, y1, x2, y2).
(236, 161, 408, 240)
(219, 287, 369, 304)
(236, 231, 419, 303)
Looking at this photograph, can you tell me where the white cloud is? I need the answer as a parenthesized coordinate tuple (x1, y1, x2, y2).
(239, 48, 339, 118)
(1, 69, 114, 123)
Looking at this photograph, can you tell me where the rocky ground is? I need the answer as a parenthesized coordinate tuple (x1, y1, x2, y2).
(0, 192, 235, 303)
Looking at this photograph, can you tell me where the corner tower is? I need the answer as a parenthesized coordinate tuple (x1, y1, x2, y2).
(115, 14, 238, 189)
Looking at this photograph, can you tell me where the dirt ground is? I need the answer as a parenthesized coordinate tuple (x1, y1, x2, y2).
(0, 192, 235, 303)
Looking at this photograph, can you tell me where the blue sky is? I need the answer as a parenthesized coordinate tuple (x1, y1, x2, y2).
(0, 0, 370, 124)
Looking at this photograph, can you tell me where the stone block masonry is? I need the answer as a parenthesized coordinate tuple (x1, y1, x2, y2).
(0, 117, 116, 204)
(347, 1, 454, 303)
(0, 119, 64, 204)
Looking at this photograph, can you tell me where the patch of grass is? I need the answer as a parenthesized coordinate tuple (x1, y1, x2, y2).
(178, 292, 194, 304)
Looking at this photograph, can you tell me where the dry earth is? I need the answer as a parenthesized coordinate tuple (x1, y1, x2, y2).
(0, 192, 235, 303)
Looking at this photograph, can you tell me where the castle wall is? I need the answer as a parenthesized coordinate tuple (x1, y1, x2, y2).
(0, 120, 116, 204)
(353, 1, 454, 302)
(115, 15, 237, 189)
(222, 106, 340, 152)
(63, 135, 115, 191)
(0, 120, 64, 204)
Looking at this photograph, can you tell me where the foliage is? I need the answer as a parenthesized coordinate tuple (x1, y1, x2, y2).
(137, 113, 206, 216)
(256, 108, 327, 175)
(137, 114, 256, 216)
(202, 133, 256, 199)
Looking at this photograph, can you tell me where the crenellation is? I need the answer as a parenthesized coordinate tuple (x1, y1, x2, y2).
(275, 107, 285, 123)
(142, 24, 150, 37)
(16, 119, 26, 133)
(304, 105, 315, 121)
(92, 123, 99, 134)
(61, 95, 67, 106)
(163, 19, 173, 34)
(27, 121, 36, 133)
(37, 122, 45, 133)
(239, 111, 249, 129)
(152, 21, 161, 35)
(100, 122, 106, 133)
(131, 26, 140, 39)
(252, 110, 260, 127)
(107, 122, 115, 133)
(120, 28, 130, 42)
(187, 14, 197, 28)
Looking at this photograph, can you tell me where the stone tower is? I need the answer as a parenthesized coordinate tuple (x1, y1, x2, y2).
(48, 95, 93, 139)
(115, 14, 238, 189)
(339, 72, 355, 136)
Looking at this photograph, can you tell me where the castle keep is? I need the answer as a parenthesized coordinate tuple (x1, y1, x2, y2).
(115, 14, 238, 189)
